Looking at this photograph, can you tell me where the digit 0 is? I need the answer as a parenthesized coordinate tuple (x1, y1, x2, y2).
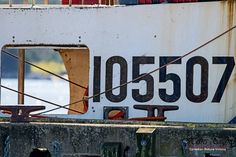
(186, 56, 208, 103)
(105, 56, 128, 102)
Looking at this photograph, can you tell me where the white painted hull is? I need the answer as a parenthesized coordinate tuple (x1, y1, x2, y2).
(0, 1, 235, 122)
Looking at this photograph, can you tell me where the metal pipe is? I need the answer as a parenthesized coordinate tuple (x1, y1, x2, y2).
(18, 49, 25, 104)
(32, 0, 35, 7)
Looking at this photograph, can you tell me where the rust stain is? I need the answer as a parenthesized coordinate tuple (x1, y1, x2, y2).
(220, 0, 235, 26)
(220, 0, 236, 121)
(227, 0, 235, 27)
(227, 0, 235, 54)
(233, 65, 236, 82)
(220, 0, 236, 57)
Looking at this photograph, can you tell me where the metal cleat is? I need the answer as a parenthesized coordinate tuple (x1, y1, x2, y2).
(0, 105, 45, 123)
(132, 105, 179, 121)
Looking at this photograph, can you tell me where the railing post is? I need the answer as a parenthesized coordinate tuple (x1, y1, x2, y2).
(69, 0, 72, 7)
(18, 49, 25, 105)
(9, 0, 12, 7)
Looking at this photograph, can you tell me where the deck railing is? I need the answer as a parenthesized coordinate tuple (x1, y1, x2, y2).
(0, 0, 225, 7)
(0, 0, 117, 6)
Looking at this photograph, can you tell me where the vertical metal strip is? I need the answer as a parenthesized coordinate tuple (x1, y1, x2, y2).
(69, 0, 72, 7)
(9, 0, 12, 7)
(18, 49, 25, 105)
(31, 0, 35, 6)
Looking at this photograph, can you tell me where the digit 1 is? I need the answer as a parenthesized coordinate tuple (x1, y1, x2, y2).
(186, 56, 208, 103)
(93, 56, 101, 102)
(105, 56, 128, 102)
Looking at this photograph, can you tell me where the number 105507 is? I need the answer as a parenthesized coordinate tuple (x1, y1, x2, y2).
(93, 56, 235, 103)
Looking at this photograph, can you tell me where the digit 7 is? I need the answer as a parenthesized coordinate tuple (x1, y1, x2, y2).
(212, 57, 235, 103)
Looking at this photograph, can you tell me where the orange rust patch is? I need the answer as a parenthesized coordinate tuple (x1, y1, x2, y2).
(59, 48, 89, 114)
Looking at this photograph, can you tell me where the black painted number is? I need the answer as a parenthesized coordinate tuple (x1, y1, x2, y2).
(186, 56, 209, 103)
(159, 56, 181, 102)
(105, 56, 128, 102)
(93, 56, 101, 102)
(212, 57, 235, 102)
(132, 56, 154, 102)
(93, 55, 235, 104)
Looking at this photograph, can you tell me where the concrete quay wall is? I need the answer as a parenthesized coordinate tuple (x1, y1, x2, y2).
(0, 119, 236, 157)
